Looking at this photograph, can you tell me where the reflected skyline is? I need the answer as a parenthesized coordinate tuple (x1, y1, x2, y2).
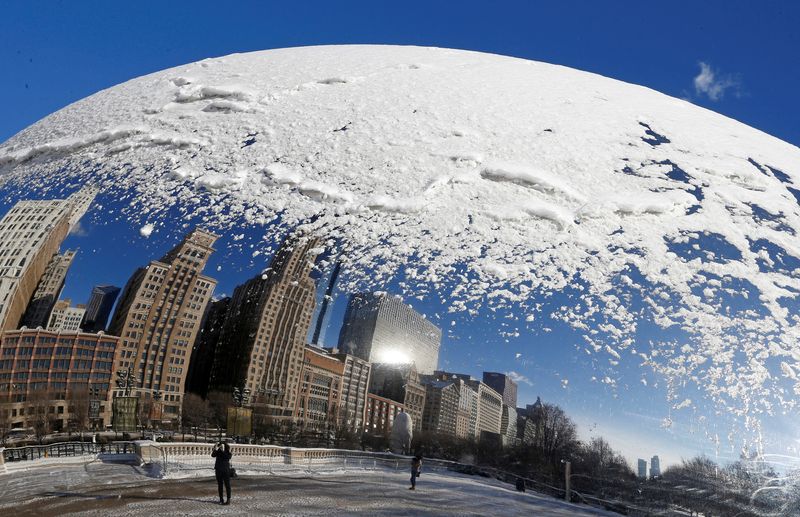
(0, 186, 788, 470)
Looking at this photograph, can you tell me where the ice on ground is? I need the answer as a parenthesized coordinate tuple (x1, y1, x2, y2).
(0, 460, 615, 517)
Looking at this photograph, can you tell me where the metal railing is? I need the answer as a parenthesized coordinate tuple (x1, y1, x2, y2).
(2, 441, 137, 463)
(143, 442, 566, 497)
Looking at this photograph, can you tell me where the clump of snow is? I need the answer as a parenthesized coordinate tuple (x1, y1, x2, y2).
(1, 45, 799, 444)
(480, 162, 586, 202)
(139, 224, 154, 238)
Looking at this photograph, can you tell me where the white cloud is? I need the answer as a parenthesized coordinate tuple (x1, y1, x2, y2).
(505, 370, 532, 386)
(69, 220, 89, 237)
(693, 62, 740, 101)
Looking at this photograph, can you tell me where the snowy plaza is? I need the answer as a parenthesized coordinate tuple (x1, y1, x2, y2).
(0, 447, 615, 516)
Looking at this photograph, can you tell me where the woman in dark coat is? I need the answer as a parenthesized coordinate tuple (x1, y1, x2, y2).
(409, 455, 422, 490)
(212, 442, 233, 504)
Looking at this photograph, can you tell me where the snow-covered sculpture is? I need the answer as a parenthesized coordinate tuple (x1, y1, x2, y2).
(2, 45, 799, 451)
(390, 411, 413, 454)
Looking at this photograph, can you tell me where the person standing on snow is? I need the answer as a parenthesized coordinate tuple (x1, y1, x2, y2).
(409, 455, 423, 490)
(212, 442, 233, 504)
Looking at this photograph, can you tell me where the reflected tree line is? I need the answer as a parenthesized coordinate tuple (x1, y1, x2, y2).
(411, 401, 799, 516)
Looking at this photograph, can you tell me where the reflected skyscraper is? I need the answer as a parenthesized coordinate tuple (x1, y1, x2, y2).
(207, 233, 321, 423)
(650, 455, 661, 478)
(81, 284, 121, 332)
(21, 249, 77, 328)
(108, 228, 218, 420)
(309, 260, 341, 347)
(337, 292, 441, 374)
(0, 188, 96, 331)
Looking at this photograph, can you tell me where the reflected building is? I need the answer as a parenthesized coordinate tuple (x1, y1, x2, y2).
(650, 455, 661, 478)
(309, 258, 341, 347)
(81, 284, 121, 333)
(295, 345, 343, 429)
(368, 362, 426, 431)
(207, 233, 320, 424)
(21, 250, 76, 329)
(0, 328, 118, 430)
(108, 228, 218, 421)
(47, 299, 86, 332)
(499, 405, 518, 446)
(364, 393, 405, 437)
(638, 458, 647, 479)
(185, 296, 230, 397)
(338, 292, 441, 374)
(482, 372, 518, 408)
(330, 351, 371, 432)
(0, 188, 95, 332)
(421, 379, 459, 436)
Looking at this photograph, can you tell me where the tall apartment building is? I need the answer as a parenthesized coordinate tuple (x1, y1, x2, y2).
(650, 455, 661, 478)
(369, 363, 426, 431)
(500, 404, 518, 446)
(638, 459, 648, 479)
(465, 379, 503, 440)
(208, 233, 320, 424)
(185, 296, 230, 397)
(448, 378, 471, 439)
(81, 284, 121, 332)
(295, 345, 343, 429)
(0, 188, 95, 331)
(421, 380, 459, 436)
(47, 299, 86, 332)
(482, 372, 518, 408)
(20, 250, 76, 328)
(338, 292, 441, 374)
(108, 228, 218, 421)
(0, 328, 118, 430)
(331, 351, 371, 432)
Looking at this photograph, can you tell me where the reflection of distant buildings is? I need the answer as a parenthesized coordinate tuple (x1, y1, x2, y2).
(0, 189, 546, 446)
(0, 328, 118, 430)
(309, 258, 341, 347)
(21, 250, 76, 329)
(0, 188, 95, 332)
(81, 284, 120, 332)
(47, 299, 86, 332)
(369, 362, 426, 431)
(650, 455, 661, 478)
(338, 292, 441, 374)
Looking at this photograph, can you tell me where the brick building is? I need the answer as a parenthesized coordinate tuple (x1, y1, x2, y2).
(294, 346, 344, 429)
(108, 228, 217, 422)
(364, 393, 405, 437)
(0, 329, 118, 431)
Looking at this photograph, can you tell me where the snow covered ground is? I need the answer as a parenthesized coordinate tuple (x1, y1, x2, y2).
(0, 458, 616, 516)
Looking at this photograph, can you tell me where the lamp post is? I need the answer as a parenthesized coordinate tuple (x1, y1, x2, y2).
(116, 367, 133, 396)
(561, 459, 572, 502)
(232, 387, 251, 441)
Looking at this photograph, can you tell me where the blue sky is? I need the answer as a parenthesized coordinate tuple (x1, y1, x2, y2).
(1, 1, 798, 468)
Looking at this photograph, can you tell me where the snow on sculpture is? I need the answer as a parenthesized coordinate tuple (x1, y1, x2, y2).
(0, 46, 799, 447)
(390, 411, 413, 454)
